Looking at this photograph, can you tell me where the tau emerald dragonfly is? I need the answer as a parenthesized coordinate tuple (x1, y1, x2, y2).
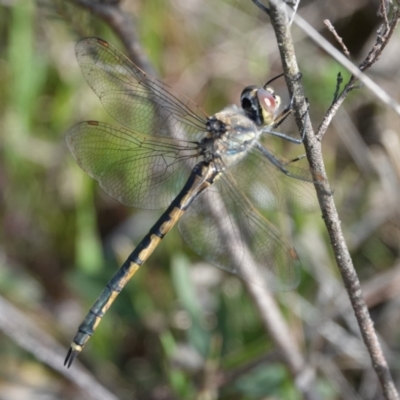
(64, 37, 315, 367)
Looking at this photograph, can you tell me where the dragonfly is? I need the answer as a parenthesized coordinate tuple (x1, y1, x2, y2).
(64, 37, 315, 367)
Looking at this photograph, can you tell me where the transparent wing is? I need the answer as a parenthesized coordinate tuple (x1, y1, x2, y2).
(66, 121, 199, 209)
(75, 38, 207, 139)
(231, 145, 318, 213)
(178, 171, 302, 291)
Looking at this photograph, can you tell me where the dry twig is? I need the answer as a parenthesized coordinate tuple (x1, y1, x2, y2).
(323, 19, 351, 58)
(262, 0, 400, 398)
(282, 3, 400, 120)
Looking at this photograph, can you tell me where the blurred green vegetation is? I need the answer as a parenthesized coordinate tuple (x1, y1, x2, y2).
(0, 1, 400, 399)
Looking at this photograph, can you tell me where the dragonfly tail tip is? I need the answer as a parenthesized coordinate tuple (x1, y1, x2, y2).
(64, 343, 82, 368)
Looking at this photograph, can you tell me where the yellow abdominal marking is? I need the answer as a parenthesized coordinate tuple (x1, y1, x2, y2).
(138, 235, 162, 261)
(118, 262, 140, 288)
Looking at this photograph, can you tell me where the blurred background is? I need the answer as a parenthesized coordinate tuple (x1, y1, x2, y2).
(0, 0, 400, 399)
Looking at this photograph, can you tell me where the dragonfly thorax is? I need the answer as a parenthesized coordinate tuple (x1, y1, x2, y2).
(206, 116, 226, 136)
(201, 105, 259, 168)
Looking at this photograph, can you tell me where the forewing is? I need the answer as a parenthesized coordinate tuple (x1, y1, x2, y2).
(75, 38, 206, 139)
(178, 172, 301, 291)
(66, 121, 198, 209)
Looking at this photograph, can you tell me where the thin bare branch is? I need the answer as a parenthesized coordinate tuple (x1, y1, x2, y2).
(323, 19, 351, 58)
(289, 5, 400, 118)
(265, 0, 399, 398)
(315, 4, 400, 141)
(359, 9, 400, 72)
(378, 0, 391, 30)
(332, 72, 343, 103)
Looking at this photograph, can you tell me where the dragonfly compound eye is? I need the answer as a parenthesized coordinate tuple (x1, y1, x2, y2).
(240, 85, 263, 126)
(257, 88, 280, 126)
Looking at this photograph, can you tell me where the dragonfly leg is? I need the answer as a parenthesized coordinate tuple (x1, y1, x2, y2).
(255, 142, 313, 181)
(284, 153, 307, 165)
(263, 97, 309, 144)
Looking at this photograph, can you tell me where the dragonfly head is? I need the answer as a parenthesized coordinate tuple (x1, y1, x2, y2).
(240, 85, 281, 127)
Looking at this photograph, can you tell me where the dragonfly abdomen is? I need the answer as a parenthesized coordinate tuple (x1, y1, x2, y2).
(65, 162, 217, 367)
